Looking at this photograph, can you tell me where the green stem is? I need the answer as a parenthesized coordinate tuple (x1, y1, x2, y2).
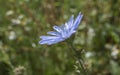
(66, 42, 87, 75)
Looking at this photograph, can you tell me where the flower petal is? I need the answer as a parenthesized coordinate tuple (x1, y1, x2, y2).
(53, 26, 62, 32)
(67, 15, 74, 28)
(40, 36, 59, 40)
(73, 12, 83, 30)
(39, 37, 64, 45)
(47, 31, 61, 36)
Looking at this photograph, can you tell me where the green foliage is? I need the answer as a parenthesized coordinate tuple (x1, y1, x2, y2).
(0, 0, 120, 75)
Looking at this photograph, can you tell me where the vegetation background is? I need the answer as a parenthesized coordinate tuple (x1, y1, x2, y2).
(0, 0, 120, 75)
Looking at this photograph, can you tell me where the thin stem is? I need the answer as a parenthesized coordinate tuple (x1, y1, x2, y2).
(66, 42, 87, 75)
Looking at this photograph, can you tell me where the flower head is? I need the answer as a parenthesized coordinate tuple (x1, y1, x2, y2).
(39, 12, 83, 45)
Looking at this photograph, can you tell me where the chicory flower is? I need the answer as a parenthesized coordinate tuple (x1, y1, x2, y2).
(39, 12, 83, 45)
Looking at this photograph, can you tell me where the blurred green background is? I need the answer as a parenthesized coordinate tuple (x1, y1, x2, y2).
(0, 0, 120, 75)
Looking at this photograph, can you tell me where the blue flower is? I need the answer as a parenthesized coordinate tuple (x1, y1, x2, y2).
(39, 12, 83, 45)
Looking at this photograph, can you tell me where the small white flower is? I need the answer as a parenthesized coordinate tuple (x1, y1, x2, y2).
(11, 19, 21, 25)
(6, 10, 14, 16)
(8, 31, 16, 40)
